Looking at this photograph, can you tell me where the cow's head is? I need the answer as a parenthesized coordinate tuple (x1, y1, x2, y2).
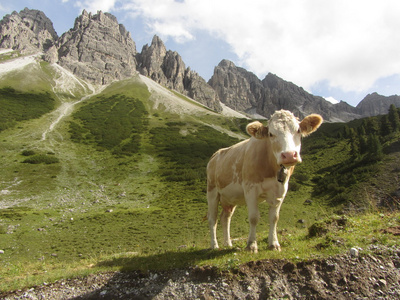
(246, 110, 323, 167)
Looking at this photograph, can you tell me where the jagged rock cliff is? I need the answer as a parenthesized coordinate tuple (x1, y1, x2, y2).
(137, 36, 221, 112)
(0, 8, 58, 53)
(209, 60, 360, 121)
(55, 10, 137, 85)
(356, 93, 400, 117)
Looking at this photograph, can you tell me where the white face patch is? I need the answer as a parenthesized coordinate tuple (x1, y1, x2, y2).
(268, 110, 302, 166)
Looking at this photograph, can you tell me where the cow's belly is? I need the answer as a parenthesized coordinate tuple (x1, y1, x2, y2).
(217, 178, 287, 206)
(218, 182, 246, 206)
(246, 178, 287, 204)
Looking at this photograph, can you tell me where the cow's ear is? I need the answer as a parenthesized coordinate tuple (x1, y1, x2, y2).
(246, 121, 268, 139)
(300, 114, 323, 136)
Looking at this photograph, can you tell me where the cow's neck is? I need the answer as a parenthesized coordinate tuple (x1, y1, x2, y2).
(247, 138, 281, 179)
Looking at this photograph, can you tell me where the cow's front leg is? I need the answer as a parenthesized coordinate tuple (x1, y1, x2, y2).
(245, 198, 260, 253)
(221, 205, 236, 247)
(268, 199, 283, 251)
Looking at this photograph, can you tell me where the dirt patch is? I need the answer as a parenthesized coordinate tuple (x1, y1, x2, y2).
(382, 226, 400, 236)
(2, 245, 400, 300)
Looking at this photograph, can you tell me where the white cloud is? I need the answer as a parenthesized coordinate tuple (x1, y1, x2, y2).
(72, 0, 400, 96)
(75, 0, 117, 13)
(324, 97, 339, 105)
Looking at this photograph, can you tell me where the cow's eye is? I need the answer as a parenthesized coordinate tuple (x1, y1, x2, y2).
(297, 128, 301, 134)
(269, 133, 274, 137)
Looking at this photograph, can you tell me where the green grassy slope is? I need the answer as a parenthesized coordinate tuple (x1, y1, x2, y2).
(0, 57, 399, 291)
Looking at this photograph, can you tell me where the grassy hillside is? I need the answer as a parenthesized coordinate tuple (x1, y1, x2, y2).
(0, 58, 399, 292)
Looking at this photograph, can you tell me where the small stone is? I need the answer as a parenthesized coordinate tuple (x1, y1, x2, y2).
(0, 250, 4, 254)
(350, 247, 359, 257)
(378, 279, 387, 287)
(106, 209, 113, 213)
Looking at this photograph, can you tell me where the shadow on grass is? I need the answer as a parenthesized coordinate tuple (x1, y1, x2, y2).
(96, 248, 237, 272)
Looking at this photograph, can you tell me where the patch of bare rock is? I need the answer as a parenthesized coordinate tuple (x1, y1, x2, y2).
(2, 245, 400, 300)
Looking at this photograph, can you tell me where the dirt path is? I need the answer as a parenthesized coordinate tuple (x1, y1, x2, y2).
(2, 245, 399, 299)
(41, 65, 106, 141)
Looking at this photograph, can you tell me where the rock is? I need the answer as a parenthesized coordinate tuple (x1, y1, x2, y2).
(56, 10, 137, 85)
(0, 8, 58, 53)
(184, 69, 222, 112)
(356, 93, 400, 117)
(137, 35, 222, 112)
(0, 249, 4, 254)
(208, 59, 361, 121)
(350, 247, 359, 257)
(208, 59, 262, 113)
(378, 279, 387, 287)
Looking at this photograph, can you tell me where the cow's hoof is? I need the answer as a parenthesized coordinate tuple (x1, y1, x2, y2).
(245, 242, 258, 253)
(269, 245, 281, 251)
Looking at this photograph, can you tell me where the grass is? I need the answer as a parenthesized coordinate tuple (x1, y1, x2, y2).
(0, 64, 399, 292)
(1, 211, 398, 291)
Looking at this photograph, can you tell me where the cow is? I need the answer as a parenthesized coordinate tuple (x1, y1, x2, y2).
(207, 110, 323, 253)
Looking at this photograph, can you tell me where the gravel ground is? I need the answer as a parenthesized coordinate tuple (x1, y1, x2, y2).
(2, 245, 400, 300)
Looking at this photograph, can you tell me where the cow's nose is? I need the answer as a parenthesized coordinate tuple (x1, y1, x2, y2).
(281, 151, 299, 164)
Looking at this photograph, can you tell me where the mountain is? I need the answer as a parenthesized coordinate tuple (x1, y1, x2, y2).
(137, 35, 221, 112)
(356, 92, 400, 117)
(1, 8, 399, 121)
(0, 8, 57, 53)
(51, 10, 137, 85)
(209, 60, 360, 122)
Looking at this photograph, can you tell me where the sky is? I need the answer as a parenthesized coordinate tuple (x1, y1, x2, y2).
(1, 0, 400, 107)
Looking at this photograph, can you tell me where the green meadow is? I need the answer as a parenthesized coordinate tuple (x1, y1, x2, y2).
(0, 59, 399, 292)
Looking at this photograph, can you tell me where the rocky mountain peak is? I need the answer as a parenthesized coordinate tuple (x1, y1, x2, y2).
(356, 92, 400, 117)
(0, 8, 58, 53)
(137, 35, 222, 112)
(55, 10, 137, 85)
(137, 35, 167, 79)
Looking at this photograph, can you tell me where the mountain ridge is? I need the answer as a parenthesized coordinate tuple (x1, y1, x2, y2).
(1, 8, 399, 121)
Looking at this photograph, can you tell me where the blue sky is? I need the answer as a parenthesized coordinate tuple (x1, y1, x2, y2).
(1, 0, 400, 107)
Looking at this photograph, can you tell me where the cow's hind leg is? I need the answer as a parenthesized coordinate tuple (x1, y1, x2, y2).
(207, 188, 220, 249)
(220, 205, 236, 247)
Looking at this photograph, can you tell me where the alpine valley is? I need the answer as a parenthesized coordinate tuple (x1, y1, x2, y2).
(0, 8, 400, 299)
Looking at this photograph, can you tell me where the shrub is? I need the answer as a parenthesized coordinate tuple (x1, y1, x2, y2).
(21, 150, 36, 156)
(70, 94, 148, 156)
(0, 87, 55, 132)
(22, 154, 59, 164)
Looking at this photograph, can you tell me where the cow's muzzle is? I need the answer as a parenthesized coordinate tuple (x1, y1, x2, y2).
(280, 151, 300, 166)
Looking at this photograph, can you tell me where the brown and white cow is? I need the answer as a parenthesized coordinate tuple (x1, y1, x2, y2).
(207, 110, 322, 252)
